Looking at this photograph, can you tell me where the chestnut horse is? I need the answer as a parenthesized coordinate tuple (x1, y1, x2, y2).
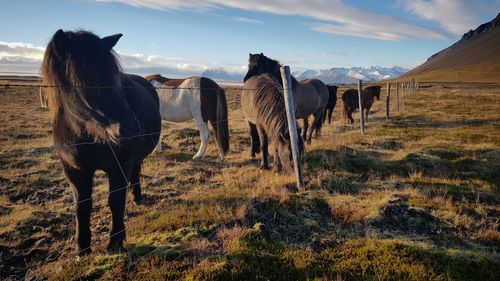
(341, 86, 381, 123)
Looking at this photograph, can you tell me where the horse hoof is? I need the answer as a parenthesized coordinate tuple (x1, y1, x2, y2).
(107, 242, 126, 254)
(192, 155, 203, 160)
(259, 165, 269, 171)
(132, 196, 143, 206)
(76, 247, 92, 260)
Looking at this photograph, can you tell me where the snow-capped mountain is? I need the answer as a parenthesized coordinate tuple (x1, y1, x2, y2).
(292, 66, 408, 84)
(200, 66, 408, 84)
(201, 68, 244, 82)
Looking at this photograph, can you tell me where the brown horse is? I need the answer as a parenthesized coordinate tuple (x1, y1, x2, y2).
(41, 30, 161, 255)
(244, 53, 328, 144)
(324, 84, 338, 124)
(241, 73, 303, 173)
(342, 86, 381, 123)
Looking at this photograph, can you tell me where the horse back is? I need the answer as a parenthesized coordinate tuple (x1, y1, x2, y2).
(342, 89, 358, 101)
(122, 74, 161, 157)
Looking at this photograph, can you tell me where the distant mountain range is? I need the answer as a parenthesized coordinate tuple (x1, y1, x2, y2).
(201, 66, 408, 84)
(201, 69, 245, 82)
(292, 66, 408, 84)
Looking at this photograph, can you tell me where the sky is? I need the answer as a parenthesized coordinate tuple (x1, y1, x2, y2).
(0, 0, 499, 77)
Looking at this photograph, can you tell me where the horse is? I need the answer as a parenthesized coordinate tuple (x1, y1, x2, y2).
(144, 74, 229, 160)
(341, 86, 381, 123)
(243, 53, 328, 144)
(40, 29, 161, 255)
(241, 73, 304, 173)
(324, 84, 338, 124)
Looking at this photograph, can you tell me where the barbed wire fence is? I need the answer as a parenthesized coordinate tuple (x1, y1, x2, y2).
(2, 71, 496, 280)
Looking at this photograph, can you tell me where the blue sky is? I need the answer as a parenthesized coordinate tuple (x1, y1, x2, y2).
(0, 0, 499, 77)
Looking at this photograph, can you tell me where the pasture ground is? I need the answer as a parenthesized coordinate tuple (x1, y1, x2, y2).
(0, 81, 499, 280)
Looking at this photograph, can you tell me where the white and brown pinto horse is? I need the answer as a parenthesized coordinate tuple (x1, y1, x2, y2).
(243, 53, 328, 144)
(145, 74, 229, 160)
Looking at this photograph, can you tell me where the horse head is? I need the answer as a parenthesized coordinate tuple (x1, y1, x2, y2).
(243, 53, 281, 83)
(41, 29, 141, 143)
(277, 127, 303, 174)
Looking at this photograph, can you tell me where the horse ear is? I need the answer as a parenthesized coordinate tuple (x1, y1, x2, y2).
(260, 52, 264, 56)
(53, 29, 68, 57)
(101, 33, 123, 49)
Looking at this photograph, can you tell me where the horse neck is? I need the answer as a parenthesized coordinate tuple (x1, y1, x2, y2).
(267, 68, 299, 89)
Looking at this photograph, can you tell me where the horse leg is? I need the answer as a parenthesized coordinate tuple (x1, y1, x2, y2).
(154, 133, 162, 153)
(328, 108, 333, 125)
(302, 117, 309, 143)
(348, 107, 354, 124)
(247, 121, 260, 158)
(63, 165, 94, 255)
(312, 110, 323, 139)
(107, 167, 130, 253)
(307, 115, 319, 144)
(193, 113, 209, 160)
(256, 125, 269, 170)
(129, 163, 143, 205)
(365, 105, 371, 122)
(273, 145, 282, 173)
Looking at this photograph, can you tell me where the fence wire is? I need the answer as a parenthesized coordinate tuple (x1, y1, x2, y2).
(1, 75, 427, 280)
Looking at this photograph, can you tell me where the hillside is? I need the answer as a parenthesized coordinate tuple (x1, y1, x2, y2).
(399, 13, 500, 83)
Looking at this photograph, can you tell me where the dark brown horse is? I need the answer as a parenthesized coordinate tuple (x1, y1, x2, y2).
(41, 30, 161, 255)
(341, 86, 381, 123)
(324, 84, 338, 124)
(241, 73, 303, 173)
(244, 53, 328, 144)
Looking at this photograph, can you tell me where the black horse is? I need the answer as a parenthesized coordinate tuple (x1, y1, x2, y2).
(41, 29, 161, 255)
(324, 84, 338, 124)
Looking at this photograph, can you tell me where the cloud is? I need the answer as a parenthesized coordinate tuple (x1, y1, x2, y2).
(231, 17, 264, 25)
(0, 41, 245, 77)
(0, 41, 45, 61)
(97, 0, 217, 12)
(97, 0, 451, 40)
(398, 0, 500, 35)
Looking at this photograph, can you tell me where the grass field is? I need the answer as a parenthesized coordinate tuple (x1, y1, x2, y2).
(0, 81, 499, 280)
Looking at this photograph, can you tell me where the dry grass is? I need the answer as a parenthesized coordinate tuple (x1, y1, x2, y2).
(0, 81, 499, 280)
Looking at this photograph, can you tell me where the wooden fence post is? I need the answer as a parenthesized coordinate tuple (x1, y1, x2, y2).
(39, 87, 48, 108)
(385, 83, 391, 120)
(280, 66, 304, 189)
(357, 79, 365, 135)
(396, 82, 400, 111)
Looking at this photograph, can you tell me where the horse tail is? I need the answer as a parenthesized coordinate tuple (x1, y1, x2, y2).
(315, 109, 325, 132)
(214, 87, 229, 155)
